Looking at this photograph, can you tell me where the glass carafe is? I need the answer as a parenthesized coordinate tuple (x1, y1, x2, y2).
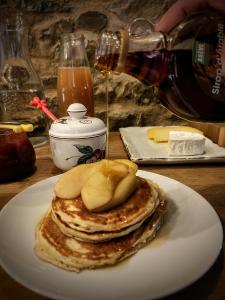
(95, 11, 225, 122)
(57, 33, 94, 117)
(0, 13, 47, 146)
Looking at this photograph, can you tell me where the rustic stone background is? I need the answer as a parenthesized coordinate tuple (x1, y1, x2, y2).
(0, 0, 187, 130)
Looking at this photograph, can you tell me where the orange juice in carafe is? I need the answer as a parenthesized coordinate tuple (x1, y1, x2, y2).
(57, 66, 94, 117)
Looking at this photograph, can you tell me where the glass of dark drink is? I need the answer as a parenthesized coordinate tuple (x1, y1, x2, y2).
(0, 129, 36, 182)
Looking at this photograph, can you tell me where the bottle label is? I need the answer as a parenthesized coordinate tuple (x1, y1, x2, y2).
(192, 22, 225, 102)
(192, 42, 210, 65)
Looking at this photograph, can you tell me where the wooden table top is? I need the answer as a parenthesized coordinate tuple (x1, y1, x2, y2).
(1, 132, 225, 300)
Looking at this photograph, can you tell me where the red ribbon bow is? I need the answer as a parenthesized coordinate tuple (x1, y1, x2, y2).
(30, 97, 57, 121)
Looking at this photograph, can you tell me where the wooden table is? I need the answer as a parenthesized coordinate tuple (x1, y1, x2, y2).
(1, 132, 225, 300)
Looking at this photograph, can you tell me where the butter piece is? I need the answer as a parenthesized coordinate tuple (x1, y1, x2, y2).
(0, 123, 33, 133)
(20, 124, 34, 132)
(147, 126, 203, 142)
(168, 131, 205, 156)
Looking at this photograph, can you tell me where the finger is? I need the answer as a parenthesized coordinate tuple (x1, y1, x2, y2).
(155, 0, 210, 32)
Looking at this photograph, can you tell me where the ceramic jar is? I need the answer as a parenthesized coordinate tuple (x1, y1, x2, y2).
(49, 103, 106, 171)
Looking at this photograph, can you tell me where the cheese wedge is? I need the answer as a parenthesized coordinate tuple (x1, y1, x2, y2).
(168, 131, 205, 156)
(147, 126, 203, 142)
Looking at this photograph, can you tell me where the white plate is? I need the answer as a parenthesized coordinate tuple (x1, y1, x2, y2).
(0, 171, 223, 300)
(120, 127, 225, 164)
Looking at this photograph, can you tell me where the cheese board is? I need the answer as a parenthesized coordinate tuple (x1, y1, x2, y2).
(119, 127, 225, 164)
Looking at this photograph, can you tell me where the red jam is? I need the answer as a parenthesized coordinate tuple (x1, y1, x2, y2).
(0, 129, 36, 182)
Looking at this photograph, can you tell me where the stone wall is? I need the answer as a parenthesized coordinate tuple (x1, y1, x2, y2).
(1, 0, 187, 130)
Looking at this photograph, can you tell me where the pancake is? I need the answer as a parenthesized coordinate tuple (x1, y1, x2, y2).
(51, 177, 162, 236)
(51, 178, 163, 242)
(51, 210, 146, 242)
(34, 199, 167, 272)
(34, 163, 168, 273)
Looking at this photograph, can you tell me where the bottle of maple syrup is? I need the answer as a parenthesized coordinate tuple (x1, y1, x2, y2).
(95, 11, 225, 122)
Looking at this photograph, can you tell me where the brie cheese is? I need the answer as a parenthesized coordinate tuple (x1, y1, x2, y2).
(168, 131, 205, 156)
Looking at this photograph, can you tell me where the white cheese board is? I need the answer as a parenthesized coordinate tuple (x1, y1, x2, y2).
(119, 126, 225, 164)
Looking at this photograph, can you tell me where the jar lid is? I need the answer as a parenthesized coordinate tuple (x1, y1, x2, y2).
(49, 103, 106, 138)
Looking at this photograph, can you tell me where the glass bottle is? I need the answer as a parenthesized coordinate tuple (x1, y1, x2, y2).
(0, 13, 47, 146)
(95, 11, 225, 122)
(57, 33, 94, 117)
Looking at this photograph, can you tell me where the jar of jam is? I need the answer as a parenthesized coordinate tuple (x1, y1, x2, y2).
(0, 128, 36, 182)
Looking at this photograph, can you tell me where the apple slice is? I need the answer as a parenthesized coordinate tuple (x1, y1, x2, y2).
(100, 159, 129, 175)
(81, 171, 115, 212)
(54, 162, 101, 199)
(102, 173, 139, 210)
(113, 159, 138, 174)
(100, 159, 129, 184)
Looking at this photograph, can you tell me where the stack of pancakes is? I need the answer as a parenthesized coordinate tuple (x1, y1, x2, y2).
(35, 161, 167, 272)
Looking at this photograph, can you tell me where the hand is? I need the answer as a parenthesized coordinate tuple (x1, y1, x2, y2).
(155, 0, 225, 33)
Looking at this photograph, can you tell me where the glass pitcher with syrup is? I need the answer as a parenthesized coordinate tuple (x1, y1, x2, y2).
(0, 13, 47, 146)
(95, 11, 225, 122)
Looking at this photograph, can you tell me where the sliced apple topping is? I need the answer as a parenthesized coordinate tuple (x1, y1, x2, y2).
(113, 159, 138, 174)
(54, 159, 139, 212)
(81, 171, 115, 212)
(104, 173, 138, 211)
(100, 159, 129, 185)
(54, 161, 101, 199)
